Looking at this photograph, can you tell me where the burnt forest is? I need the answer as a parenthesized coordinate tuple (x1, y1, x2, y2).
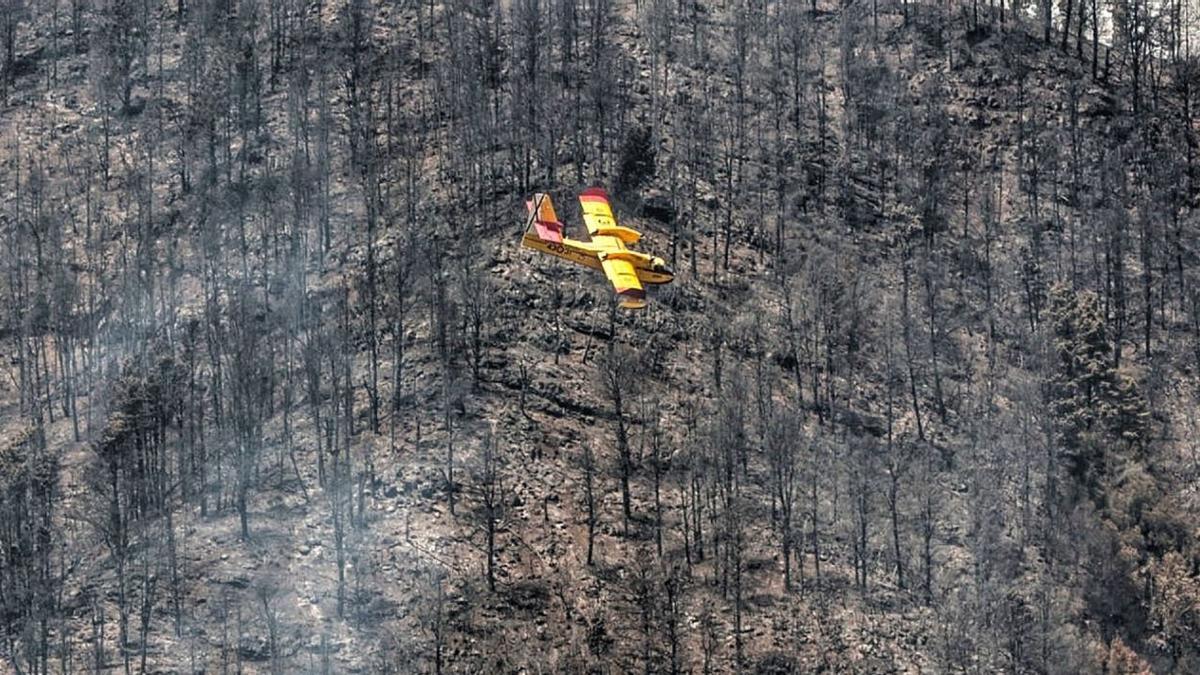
(1, 0, 1200, 672)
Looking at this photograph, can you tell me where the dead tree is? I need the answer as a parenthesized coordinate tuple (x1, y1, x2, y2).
(598, 346, 639, 535)
(766, 406, 803, 592)
(471, 428, 508, 592)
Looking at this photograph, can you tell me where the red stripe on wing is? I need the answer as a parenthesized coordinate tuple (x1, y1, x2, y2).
(580, 187, 610, 202)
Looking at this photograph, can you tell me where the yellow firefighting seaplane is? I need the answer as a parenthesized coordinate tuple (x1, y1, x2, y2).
(520, 188, 673, 309)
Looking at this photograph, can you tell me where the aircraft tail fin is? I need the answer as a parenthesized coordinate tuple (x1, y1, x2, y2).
(525, 193, 564, 243)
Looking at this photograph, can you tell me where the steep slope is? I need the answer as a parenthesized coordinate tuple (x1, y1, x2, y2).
(0, 0, 1198, 673)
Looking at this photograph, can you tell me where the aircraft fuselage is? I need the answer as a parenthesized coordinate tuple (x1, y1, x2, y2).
(521, 232, 674, 285)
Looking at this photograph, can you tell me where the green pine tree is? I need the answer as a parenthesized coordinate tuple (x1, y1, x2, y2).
(1046, 283, 1149, 494)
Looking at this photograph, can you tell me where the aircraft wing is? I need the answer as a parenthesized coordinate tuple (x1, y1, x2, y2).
(579, 188, 641, 243)
(601, 256, 647, 310)
(579, 187, 617, 236)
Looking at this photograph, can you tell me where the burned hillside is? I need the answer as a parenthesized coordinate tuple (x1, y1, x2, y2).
(1, 0, 1199, 672)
